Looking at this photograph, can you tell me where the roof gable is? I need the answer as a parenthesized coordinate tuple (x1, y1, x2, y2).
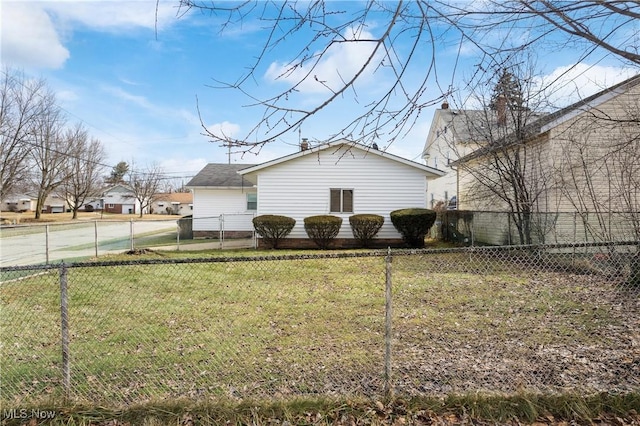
(238, 139, 444, 177)
(104, 184, 133, 194)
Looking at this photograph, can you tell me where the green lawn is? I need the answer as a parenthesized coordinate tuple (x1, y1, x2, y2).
(1, 250, 636, 408)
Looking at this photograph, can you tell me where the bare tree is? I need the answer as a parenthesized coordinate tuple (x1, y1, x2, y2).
(29, 90, 68, 219)
(0, 68, 53, 199)
(497, 1, 640, 66)
(60, 123, 107, 219)
(175, 1, 639, 151)
(128, 163, 164, 218)
(452, 61, 555, 245)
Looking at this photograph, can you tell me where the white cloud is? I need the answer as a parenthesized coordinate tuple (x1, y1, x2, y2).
(264, 26, 384, 94)
(1, 1, 180, 70)
(206, 121, 241, 139)
(44, 1, 179, 32)
(538, 63, 638, 107)
(101, 85, 159, 111)
(1, 2, 70, 69)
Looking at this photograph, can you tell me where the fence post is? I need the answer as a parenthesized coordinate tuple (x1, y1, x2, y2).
(219, 215, 224, 250)
(130, 219, 134, 251)
(176, 222, 181, 251)
(384, 247, 393, 400)
(59, 263, 71, 400)
(94, 221, 99, 258)
(46, 224, 50, 264)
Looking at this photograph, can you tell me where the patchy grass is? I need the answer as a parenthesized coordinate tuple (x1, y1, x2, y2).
(2, 393, 640, 425)
(1, 250, 638, 421)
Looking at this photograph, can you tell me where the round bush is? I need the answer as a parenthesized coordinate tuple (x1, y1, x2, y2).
(349, 214, 384, 248)
(390, 208, 437, 248)
(252, 215, 296, 249)
(304, 215, 343, 249)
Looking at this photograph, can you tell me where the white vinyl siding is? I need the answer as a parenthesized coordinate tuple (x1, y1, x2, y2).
(192, 188, 256, 232)
(254, 144, 428, 239)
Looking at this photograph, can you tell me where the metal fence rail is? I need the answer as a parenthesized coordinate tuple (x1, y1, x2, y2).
(1, 242, 638, 407)
(435, 210, 640, 246)
(0, 214, 255, 267)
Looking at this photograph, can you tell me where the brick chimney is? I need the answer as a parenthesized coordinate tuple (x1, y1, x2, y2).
(496, 95, 507, 126)
(441, 100, 449, 110)
(300, 138, 309, 151)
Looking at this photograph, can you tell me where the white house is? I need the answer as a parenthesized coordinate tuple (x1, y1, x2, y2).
(1, 193, 67, 213)
(1, 194, 37, 212)
(102, 185, 139, 215)
(151, 192, 193, 215)
(186, 163, 258, 238)
(234, 139, 445, 248)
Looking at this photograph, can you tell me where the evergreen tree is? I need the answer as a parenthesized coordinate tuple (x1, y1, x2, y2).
(489, 69, 528, 114)
(106, 161, 129, 185)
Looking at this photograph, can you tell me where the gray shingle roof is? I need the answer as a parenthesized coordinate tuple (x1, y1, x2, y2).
(186, 163, 257, 188)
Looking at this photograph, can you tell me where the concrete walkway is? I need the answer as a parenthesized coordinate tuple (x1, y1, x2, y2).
(154, 238, 255, 252)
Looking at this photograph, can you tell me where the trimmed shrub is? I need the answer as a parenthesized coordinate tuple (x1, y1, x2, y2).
(252, 215, 296, 249)
(84, 204, 94, 212)
(304, 215, 343, 249)
(349, 214, 384, 248)
(390, 208, 437, 248)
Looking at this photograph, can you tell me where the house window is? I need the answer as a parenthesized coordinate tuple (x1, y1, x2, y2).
(247, 193, 257, 211)
(108, 204, 114, 208)
(330, 189, 353, 213)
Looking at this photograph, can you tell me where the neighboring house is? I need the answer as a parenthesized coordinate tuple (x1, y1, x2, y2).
(235, 139, 445, 248)
(151, 192, 193, 215)
(453, 74, 640, 244)
(82, 197, 104, 212)
(186, 163, 258, 238)
(102, 184, 140, 215)
(41, 194, 67, 213)
(422, 101, 547, 209)
(1, 193, 68, 213)
(1, 194, 37, 212)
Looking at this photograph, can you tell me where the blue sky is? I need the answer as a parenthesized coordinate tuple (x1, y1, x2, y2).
(2, 1, 638, 181)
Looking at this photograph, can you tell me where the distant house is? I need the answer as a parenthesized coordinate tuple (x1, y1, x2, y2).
(452, 74, 640, 243)
(1, 193, 68, 213)
(1, 194, 37, 212)
(186, 164, 258, 238)
(41, 194, 67, 213)
(82, 197, 104, 212)
(189, 138, 444, 248)
(102, 185, 140, 215)
(151, 192, 193, 215)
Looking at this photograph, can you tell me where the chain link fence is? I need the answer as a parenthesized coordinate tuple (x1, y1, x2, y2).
(1, 242, 639, 408)
(0, 215, 255, 267)
(434, 211, 640, 245)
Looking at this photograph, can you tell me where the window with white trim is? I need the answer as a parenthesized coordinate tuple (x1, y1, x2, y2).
(246, 193, 257, 211)
(330, 188, 353, 213)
